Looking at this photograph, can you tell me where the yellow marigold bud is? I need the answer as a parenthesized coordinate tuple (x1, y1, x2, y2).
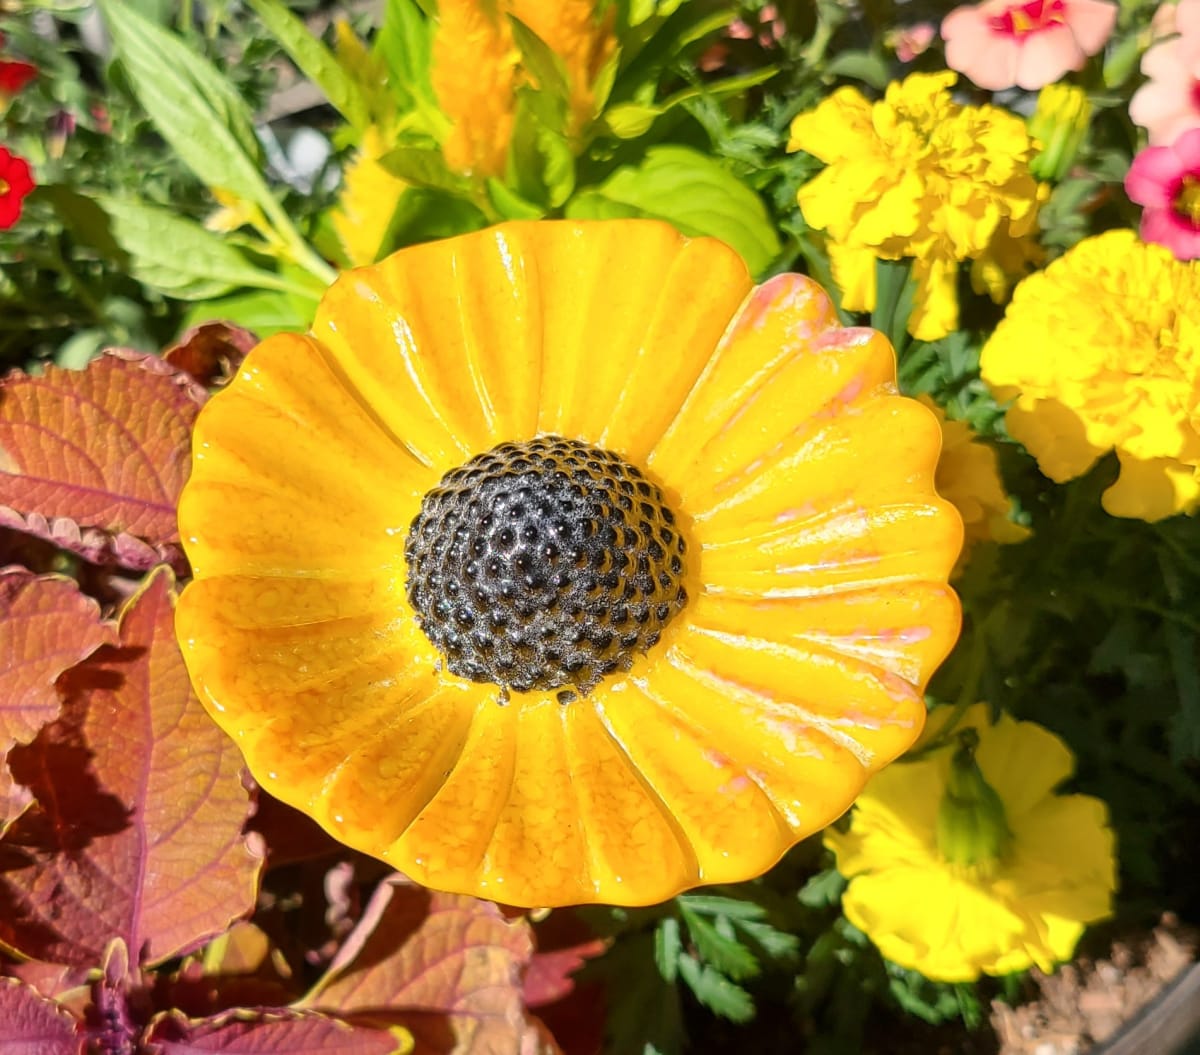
(1028, 83, 1092, 181)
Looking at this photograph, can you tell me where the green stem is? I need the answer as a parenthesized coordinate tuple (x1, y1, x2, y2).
(259, 195, 337, 288)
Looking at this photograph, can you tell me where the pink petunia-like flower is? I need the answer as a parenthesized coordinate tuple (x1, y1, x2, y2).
(1125, 126, 1200, 260)
(941, 0, 1118, 90)
(1129, 0, 1200, 147)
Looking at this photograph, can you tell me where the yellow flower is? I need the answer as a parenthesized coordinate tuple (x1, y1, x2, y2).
(827, 704, 1116, 982)
(919, 395, 1030, 560)
(787, 72, 1045, 341)
(432, 0, 520, 179)
(176, 220, 963, 908)
(432, 0, 615, 179)
(980, 230, 1200, 521)
(332, 127, 408, 267)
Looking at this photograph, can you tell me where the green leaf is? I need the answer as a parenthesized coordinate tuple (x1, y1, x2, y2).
(383, 188, 489, 249)
(823, 49, 891, 90)
(378, 146, 471, 194)
(245, 0, 370, 131)
(678, 905, 760, 981)
(375, 0, 438, 114)
(675, 953, 755, 1023)
(676, 895, 767, 920)
(565, 145, 780, 273)
(506, 99, 577, 208)
(486, 180, 547, 220)
(99, 0, 271, 209)
(603, 102, 661, 138)
(508, 15, 571, 133)
(182, 288, 313, 338)
(654, 916, 681, 983)
(91, 196, 311, 300)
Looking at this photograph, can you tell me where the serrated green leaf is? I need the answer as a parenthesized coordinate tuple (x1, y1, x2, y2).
(654, 916, 681, 982)
(99, 0, 270, 209)
(797, 868, 847, 909)
(676, 895, 767, 920)
(679, 906, 759, 981)
(676, 953, 755, 1023)
(506, 98, 577, 208)
(734, 918, 801, 962)
(565, 145, 780, 273)
(91, 196, 307, 300)
(245, 0, 370, 131)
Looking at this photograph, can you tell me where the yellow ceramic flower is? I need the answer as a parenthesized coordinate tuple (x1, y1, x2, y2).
(827, 704, 1116, 982)
(980, 229, 1200, 521)
(177, 220, 963, 908)
(787, 72, 1045, 341)
(432, 0, 615, 178)
(919, 396, 1029, 560)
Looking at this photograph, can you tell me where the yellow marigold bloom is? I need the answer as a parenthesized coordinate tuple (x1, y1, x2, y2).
(827, 704, 1116, 982)
(432, 0, 615, 178)
(980, 230, 1200, 521)
(176, 221, 963, 908)
(919, 396, 1029, 558)
(787, 72, 1045, 341)
(432, 0, 519, 179)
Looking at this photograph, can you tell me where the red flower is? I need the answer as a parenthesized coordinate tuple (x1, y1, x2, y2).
(0, 148, 35, 229)
(0, 59, 36, 95)
(0, 34, 36, 96)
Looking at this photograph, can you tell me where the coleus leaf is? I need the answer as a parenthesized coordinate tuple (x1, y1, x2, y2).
(0, 977, 81, 1054)
(142, 1009, 403, 1055)
(0, 351, 205, 571)
(0, 569, 114, 828)
(0, 568, 264, 967)
(302, 876, 559, 1055)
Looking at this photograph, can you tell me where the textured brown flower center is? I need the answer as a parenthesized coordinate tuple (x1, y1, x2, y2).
(404, 436, 688, 702)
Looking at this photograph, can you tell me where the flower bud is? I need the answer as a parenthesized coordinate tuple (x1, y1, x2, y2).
(935, 728, 1012, 876)
(1028, 84, 1091, 182)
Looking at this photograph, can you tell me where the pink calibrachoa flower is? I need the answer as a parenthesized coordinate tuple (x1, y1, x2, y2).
(1129, 0, 1200, 146)
(1126, 126, 1200, 260)
(888, 22, 938, 63)
(941, 0, 1118, 90)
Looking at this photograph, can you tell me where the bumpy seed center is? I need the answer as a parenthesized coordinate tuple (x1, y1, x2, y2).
(404, 436, 688, 700)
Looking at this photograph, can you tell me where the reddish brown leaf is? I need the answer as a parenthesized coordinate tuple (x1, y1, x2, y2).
(2, 959, 90, 1002)
(0, 567, 264, 967)
(0, 568, 113, 750)
(523, 913, 608, 1009)
(0, 977, 82, 1054)
(303, 877, 559, 1055)
(0, 351, 205, 570)
(143, 1008, 403, 1055)
(164, 323, 257, 389)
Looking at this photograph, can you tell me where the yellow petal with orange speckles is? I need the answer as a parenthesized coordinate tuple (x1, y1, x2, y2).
(178, 220, 961, 908)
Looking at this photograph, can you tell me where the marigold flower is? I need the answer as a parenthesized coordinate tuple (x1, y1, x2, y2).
(919, 396, 1029, 561)
(787, 72, 1045, 341)
(432, 0, 614, 179)
(177, 221, 963, 908)
(1129, 0, 1200, 146)
(0, 146, 34, 230)
(980, 229, 1200, 520)
(1127, 127, 1200, 262)
(827, 704, 1116, 982)
(941, 0, 1117, 91)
